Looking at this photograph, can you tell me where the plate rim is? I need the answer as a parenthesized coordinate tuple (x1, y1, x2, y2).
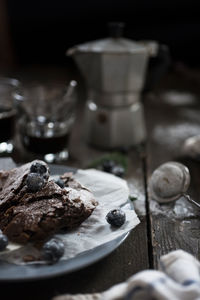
(0, 161, 131, 282)
(0, 232, 129, 282)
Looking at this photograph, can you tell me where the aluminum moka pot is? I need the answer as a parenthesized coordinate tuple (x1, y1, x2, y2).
(67, 23, 164, 149)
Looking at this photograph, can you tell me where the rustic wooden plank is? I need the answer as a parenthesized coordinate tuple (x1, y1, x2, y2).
(145, 70, 200, 269)
(150, 215, 200, 269)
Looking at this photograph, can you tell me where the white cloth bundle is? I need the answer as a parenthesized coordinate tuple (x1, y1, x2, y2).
(53, 250, 200, 300)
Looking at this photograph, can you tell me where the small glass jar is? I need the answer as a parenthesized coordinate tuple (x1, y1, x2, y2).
(19, 81, 77, 163)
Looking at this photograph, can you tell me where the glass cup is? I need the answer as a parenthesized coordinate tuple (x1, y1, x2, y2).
(0, 78, 21, 155)
(19, 80, 77, 163)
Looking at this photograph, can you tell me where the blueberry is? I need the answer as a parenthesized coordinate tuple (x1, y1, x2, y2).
(26, 173, 45, 193)
(42, 238, 65, 263)
(102, 160, 125, 177)
(102, 160, 115, 173)
(30, 162, 49, 180)
(55, 178, 65, 188)
(111, 165, 125, 177)
(106, 208, 126, 227)
(0, 233, 8, 251)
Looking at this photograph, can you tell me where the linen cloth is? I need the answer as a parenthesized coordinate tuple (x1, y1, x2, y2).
(53, 250, 200, 300)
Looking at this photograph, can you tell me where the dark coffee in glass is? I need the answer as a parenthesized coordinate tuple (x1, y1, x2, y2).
(0, 107, 16, 142)
(19, 81, 77, 162)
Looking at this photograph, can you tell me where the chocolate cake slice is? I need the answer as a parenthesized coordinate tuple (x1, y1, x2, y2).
(0, 160, 98, 244)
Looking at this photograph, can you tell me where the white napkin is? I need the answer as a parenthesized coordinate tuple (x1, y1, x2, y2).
(53, 250, 200, 300)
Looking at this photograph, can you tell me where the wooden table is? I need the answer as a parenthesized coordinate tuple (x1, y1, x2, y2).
(1, 66, 200, 299)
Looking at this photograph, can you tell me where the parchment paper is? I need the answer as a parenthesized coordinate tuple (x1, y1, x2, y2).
(0, 169, 140, 264)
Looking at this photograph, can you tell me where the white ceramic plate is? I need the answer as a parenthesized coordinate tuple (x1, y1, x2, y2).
(0, 163, 129, 281)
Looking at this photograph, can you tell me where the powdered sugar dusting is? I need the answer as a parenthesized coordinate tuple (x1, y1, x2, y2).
(0, 169, 140, 264)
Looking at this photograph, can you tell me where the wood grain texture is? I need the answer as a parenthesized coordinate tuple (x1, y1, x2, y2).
(145, 70, 200, 269)
(150, 215, 200, 269)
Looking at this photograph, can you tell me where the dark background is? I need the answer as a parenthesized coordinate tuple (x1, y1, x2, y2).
(2, 0, 200, 68)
